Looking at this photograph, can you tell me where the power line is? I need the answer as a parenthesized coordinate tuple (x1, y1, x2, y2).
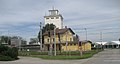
(100, 31, 102, 42)
(72, 27, 120, 31)
(84, 28, 87, 40)
(39, 22, 43, 51)
(76, 31, 120, 35)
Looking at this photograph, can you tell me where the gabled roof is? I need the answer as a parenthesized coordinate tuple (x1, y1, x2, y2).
(80, 40, 92, 44)
(43, 28, 75, 36)
(95, 42, 107, 45)
(112, 41, 120, 44)
(105, 41, 120, 45)
(95, 41, 120, 45)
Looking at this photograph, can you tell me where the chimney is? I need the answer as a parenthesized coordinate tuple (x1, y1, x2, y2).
(56, 28, 59, 30)
(65, 26, 67, 29)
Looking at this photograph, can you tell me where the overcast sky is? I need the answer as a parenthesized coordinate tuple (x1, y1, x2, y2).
(0, 0, 120, 42)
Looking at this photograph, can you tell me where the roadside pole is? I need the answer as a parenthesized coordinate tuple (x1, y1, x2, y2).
(49, 24, 52, 56)
(54, 26, 56, 56)
(66, 31, 68, 55)
(84, 28, 87, 41)
(78, 35, 82, 57)
(80, 41, 83, 57)
(40, 22, 42, 52)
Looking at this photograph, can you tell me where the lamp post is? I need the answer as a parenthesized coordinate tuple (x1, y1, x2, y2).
(48, 24, 52, 56)
(84, 28, 87, 41)
(40, 22, 42, 52)
(54, 26, 56, 56)
(118, 38, 120, 48)
(58, 32, 61, 54)
(100, 31, 103, 50)
(79, 41, 83, 57)
(77, 35, 83, 57)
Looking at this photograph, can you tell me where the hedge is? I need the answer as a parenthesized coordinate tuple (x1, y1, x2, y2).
(0, 45, 18, 61)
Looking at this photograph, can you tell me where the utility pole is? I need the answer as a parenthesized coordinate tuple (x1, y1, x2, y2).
(100, 31, 102, 43)
(100, 31, 103, 50)
(84, 28, 87, 40)
(118, 38, 120, 48)
(54, 26, 56, 56)
(49, 24, 52, 56)
(80, 41, 83, 57)
(65, 30, 68, 55)
(78, 36, 82, 57)
(66, 31, 67, 51)
(7, 30, 9, 45)
(40, 22, 42, 52)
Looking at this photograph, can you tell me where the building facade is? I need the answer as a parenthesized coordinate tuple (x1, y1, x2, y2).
(29, 38, 39, 45)
(62, 40, 91, 51)
(44, 8, 63, 29)
(94, 41, 120, 49)
(43, 27, 92, 51)
(43, 27, 75, 51)
(11, 37, 21, 47)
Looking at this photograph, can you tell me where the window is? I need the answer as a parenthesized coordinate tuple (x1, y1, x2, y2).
(74, 44, 76, 46)
(62, 44, 65, 46)
(47, 39, 49, 42)
(69, 44, 70, 46)
(51, 17, 54, 19)
(70, 38, 72, 41)
(53, 38, 55, 42)
(46, 18, 49, 19)
(56, 17, 59, 19)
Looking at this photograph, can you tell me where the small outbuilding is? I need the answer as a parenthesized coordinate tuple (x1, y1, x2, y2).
(94, 41, 120, 49)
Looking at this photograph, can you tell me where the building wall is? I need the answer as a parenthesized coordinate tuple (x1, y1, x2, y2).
(44, 9, 63, 29)
(62, 44, 78, 51)
(62, 43, 91, 51)
(44, 16, 63, 29)
(82, 43, 91, 51)
(44, 30, 74, 51)
(61, 30, 73, 43)
(11, 39, 21, 47)
(44, 30, 74, 44)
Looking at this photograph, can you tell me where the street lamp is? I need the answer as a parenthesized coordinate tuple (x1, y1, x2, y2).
(39, 22, 42, 52)
(84, 28, 87, 41)
(54, 26, 56, 56)
(48, 25, 52, 56)
(100, 31, 103, 50)
(58, 32, 61, 53)
(118, 38, 120, 48)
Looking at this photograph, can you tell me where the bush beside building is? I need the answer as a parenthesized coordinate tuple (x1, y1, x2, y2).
(0, 45, 18, 61)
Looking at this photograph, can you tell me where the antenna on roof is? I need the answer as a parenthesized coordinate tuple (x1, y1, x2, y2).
(52, 0, 56, 10)
(45, 12, 46, 16)
(52, 6, 55, 10)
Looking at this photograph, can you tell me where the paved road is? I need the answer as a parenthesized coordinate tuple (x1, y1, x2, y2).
(0, 56, 89, 64)
(82, 49, 120, 64)
(0, 49, 120, 64)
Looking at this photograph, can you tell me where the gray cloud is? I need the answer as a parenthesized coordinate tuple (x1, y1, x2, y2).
(0, 0, 120, 42)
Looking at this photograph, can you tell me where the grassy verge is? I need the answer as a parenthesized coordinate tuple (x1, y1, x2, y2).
(19, 51, 48, 56)
(0, 55, 14, 61)
(32, 50, 101, 60)
(31, 54, 92, 60)
(0, 45, 18, 61)
(19, 50, 102, 60)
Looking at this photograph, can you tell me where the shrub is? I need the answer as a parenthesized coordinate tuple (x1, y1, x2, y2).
(0, 45, 18, 61)
(5, 47, 18, 59)
(19, 51, 48, 56)
(0, 55, 14, 61)
(0, 45, 9, 54)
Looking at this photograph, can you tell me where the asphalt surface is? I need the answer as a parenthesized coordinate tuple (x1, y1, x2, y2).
(82, 49, 120, 64)
(0, 49, 120, 64)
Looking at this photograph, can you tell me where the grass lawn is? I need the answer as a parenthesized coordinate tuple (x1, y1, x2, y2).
(31, 54, 92, 60)
(19, 50, 102, 60)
